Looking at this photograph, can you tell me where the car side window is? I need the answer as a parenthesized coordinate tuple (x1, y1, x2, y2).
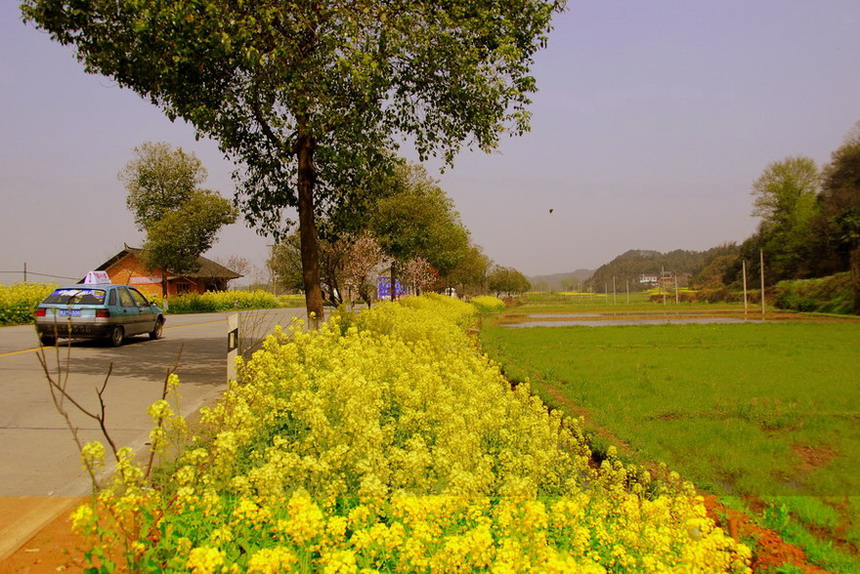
(109, 290, 117, 306)
(118, 288, 136, 308)
(129, 288, 150, 307)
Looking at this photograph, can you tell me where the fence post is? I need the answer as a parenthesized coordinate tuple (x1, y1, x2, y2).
(760, 250, 766, 318)
(227, 313, 239, 382)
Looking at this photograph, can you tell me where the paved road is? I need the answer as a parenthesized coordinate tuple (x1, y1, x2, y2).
(0, 308, 306, 497)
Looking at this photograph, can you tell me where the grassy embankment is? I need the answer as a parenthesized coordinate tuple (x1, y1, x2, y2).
(481, 294, 860, 572)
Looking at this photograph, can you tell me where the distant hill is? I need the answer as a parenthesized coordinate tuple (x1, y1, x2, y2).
(583, 247, 736, 293)
(529, 269, 593, 292)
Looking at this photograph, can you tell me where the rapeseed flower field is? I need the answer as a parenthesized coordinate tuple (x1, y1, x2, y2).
(73, 294, 750, 572)
(0, 282, 55, 325)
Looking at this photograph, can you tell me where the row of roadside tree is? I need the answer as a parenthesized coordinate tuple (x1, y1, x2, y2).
(265, 158, 531, 306)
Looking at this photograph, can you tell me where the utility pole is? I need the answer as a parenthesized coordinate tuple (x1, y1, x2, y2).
(23, 262, 27, 283)
(760, 250, 766, 318)
(613, 276, 617, 304)
(674, 274, 679, 304)
(742, 260, 748, 317)
(661, 266, 666, 305)
(626, 279, 630, 304)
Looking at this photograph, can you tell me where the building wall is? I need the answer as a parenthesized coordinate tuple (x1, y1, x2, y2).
(104, 253, 209, 296)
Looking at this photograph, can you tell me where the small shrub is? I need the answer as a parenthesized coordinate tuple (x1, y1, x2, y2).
(166, 290, 281, 314)
(773, 273, 852, 314)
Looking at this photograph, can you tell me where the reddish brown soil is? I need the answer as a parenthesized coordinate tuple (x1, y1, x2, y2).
(702, 496, 830, 573)
(0, 507, 84, 574)
(793, 443, 839, 474)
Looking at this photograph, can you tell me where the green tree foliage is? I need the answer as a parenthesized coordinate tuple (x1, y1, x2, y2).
(142, 192, 238, 284)
(689, 243, 741, 289)
(488, 266, 531, 297)
(119, 142, 208, 231)
(370, 164, 470, 296)
(22, 0, 565, 321)
(818, 124, 860, 312)
(448, 245, 493, 297)
(268, 235, 305, 295)
(749, 156, 819, 282)
(120, 142, 238, 296)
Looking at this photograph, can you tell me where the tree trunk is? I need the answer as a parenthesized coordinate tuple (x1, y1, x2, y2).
(390, 262, 397, 301)
(161, 270, 167, 299)
(296, 133, 325, 326)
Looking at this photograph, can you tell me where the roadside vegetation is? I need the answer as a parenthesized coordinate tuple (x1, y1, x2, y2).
(480, 295, 860, 572)
(772, 273, 854, 314)
(0, 282, 55, 326)
(68, 295, 750, 572)
(158, 290, 304, 314)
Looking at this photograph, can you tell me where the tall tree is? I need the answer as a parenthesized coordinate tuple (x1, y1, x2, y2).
(23, 0, 564, 323)
(268, 234, 305, 295)
(449, 244, 493, 297)
(120, 142, 208, 230)
(749, 156, 819, 282)
(141, 193, 238, 295)
(488, 266, 531, 297)
(751, 156, 819, 226)
(120, 142, 237, 296)
(369, 165, 470, 298)
(819, 124, 860, 312)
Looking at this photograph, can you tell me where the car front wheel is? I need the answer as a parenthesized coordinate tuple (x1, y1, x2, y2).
(109, 326, 124, 347)
(39, 335, 56, 347)
(149, 318, 164, 340)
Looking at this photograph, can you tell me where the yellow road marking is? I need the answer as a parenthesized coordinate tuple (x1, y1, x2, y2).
(0, 347, 49, 358)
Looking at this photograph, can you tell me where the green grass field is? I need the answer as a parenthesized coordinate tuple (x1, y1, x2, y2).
(480, 299, 860, 571)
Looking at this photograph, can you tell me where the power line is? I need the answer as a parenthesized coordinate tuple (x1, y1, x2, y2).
(0, 270, 80, 281)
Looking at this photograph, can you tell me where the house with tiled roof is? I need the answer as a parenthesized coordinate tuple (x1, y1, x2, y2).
(93, 244, 242, 297)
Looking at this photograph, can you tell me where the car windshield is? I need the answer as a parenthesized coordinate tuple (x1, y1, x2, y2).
(43, 288, 107, 305)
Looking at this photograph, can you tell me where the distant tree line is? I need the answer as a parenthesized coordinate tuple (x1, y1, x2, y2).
(703, 122, 860, 312)
(580, 121, 860, 313)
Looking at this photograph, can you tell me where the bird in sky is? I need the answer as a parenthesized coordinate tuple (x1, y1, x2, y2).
(549, 208, 554, 214)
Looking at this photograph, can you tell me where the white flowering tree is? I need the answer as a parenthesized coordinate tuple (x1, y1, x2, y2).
(401, 257, 439, 296)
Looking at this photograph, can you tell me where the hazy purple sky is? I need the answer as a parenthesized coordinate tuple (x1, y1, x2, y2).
(2, 1, 859, 283)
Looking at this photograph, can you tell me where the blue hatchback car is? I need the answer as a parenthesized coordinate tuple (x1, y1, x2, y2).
(34, 284, 165, 347)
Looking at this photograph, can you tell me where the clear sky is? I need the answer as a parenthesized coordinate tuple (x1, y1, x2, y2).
(2, 1, 859, 283)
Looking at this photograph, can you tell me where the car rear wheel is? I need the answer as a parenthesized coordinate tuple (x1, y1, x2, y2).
(39, 335, 56, 347)
(149, 318, 164, 340)
(109, 326, 124, 347)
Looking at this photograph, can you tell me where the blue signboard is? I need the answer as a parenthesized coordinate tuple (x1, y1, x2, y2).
(377, 277, 405, 299)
